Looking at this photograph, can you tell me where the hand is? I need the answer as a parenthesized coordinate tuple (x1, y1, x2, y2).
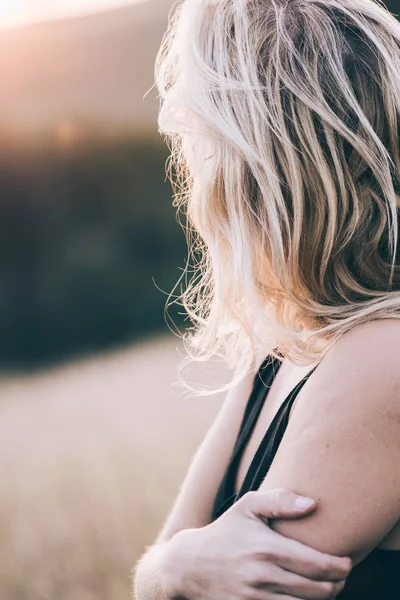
(160, 489, 352, 600)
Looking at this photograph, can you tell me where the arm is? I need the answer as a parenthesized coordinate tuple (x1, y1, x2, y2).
(258, 318, 400, 566)
(133, 370, 255, 599)
(133, 365, 351, 600)
(133, 543, 171, 600)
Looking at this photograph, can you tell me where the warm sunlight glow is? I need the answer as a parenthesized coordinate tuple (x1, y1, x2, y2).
(0, 0, 27, 28)
(0, 0, 145, 30)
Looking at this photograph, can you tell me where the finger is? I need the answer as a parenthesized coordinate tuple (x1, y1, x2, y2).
(240, 489, 317, 520)
(254, 563, 346, 599)
(260, 529, 352, 582)
(252, 591, 342, 600)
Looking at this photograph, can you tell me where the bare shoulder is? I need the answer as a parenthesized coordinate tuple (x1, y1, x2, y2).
(299, 317, 400, 416)
(325, 317, 400, 384)
(259, 318, 400, 563)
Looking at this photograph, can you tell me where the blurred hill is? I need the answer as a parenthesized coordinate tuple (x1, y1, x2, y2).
(0, 0, 398, 372)
(0, 0, 397, 142)
(0, 136, 188, 370)
(0, 1, 190, 372)
(0, 0, 174, 138)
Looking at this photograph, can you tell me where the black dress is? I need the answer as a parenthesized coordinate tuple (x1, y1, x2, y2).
(211, 355, 400, 599)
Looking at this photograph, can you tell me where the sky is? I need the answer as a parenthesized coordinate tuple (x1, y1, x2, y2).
(0, 0, 147, 29)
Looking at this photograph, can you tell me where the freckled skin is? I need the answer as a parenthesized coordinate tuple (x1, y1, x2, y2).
(259, 319, 400, 563)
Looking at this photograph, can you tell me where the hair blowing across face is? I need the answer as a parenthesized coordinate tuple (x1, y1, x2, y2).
(155, 0, 400, 393)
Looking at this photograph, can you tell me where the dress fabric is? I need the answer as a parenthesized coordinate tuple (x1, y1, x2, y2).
(210, 355, 400, 599)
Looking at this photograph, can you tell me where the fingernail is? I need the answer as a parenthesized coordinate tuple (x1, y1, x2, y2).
(294, 496, 315, 509)
(343, 557, 353, 570)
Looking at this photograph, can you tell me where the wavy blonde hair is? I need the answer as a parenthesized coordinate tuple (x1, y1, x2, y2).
(155, 0, 400, 392)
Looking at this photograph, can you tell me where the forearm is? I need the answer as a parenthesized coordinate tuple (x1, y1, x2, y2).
(133, 540, 186, 600)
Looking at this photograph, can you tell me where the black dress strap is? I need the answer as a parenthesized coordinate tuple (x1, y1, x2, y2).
(211, 356, 319, 520)
(235, 355, 282, 444)
(235, 361, 319, 500)
(211, 356, 282, 520)
(210, 356, 400, 600)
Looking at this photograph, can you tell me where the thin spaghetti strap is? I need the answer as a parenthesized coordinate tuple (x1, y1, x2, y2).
(212, 357, 319, 519)
(236, 361, 321, 498)
(211, 356, 282, 519)
(235, 356, 282, 444)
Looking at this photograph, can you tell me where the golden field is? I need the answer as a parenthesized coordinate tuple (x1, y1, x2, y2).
(0, 336, 226, 600)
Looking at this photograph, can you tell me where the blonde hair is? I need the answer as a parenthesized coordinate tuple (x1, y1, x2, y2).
(155, 0, 400, 393)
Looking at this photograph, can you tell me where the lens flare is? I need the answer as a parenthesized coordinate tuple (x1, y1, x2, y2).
(0, 0, 27, 28)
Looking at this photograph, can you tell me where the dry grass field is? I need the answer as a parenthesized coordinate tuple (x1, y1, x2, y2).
(0, 336, 226, 600)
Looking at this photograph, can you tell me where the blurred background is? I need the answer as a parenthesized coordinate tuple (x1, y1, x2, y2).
(0, 0, 399, 599)
(0, 1, 227, 599)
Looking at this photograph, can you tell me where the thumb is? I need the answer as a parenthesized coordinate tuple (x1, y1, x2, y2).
(241, 489, 317, 520)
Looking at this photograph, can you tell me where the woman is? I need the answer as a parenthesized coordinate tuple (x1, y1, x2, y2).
(134, 0, 400, 598)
